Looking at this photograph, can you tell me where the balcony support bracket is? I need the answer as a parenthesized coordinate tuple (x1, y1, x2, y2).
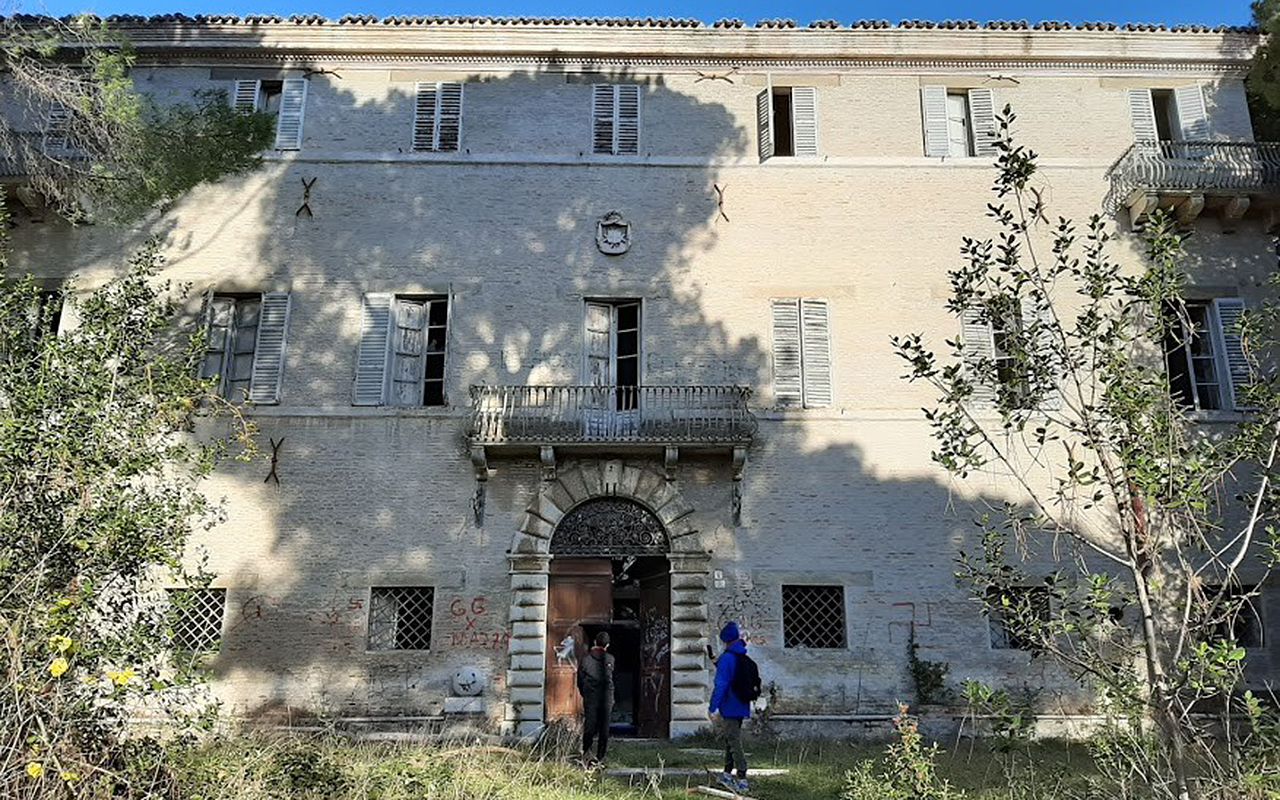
(1222, 195, 1251, 232)
(664, 446, 679, 483)
(1175, 194, 1205, 228)
(470, 445, 489, 526)
(1127, 192, 1160, 229)
(540, 445, 557, 482)
(731, 446, 748, 526)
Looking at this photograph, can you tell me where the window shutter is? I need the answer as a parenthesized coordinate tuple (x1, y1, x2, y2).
(44, 102, 70, 150)
(233, 79, 260, 113)
(273, 78, 307, 151)
(584, 301, 613, 386)
(921, 85, 950, 157)
(353, 293, 393, 405)
(1175, 84, 1210, 141)
(1128, 88, 1158, 142)
(389, 298, 428, 406)
(756, 89, 775, 162)
(1021, 295, 1062, 411)
(790, 87, 819, 157)
(968, 88, 998, 157)
(615, 84, 640, 155)
(247, 292, 291, 404)
(770, 299, 803, 406)
(437, 82, 463, 152)
(412, 81, 439, 152)
(1213, 298, 1251, 410)
(961, 304, 997, 408)
(592, 85, 615, 155)
(800, 297, 832, 408)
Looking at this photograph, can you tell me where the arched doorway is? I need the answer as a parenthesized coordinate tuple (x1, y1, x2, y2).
(545, 497, 672, 738)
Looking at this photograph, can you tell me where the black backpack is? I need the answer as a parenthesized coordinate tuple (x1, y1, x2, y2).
(729, 652, 762, 702)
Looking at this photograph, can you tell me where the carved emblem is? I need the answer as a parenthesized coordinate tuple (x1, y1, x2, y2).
(596, 210, 631, 255)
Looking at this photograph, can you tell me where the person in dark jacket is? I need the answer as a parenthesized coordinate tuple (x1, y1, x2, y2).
(708, 622, 751, 794)
(577, 630, 615, 765)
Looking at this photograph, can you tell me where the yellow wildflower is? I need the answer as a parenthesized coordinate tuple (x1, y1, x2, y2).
(48, 635, 73, 653)
(48, 658, 69, 678)
(106, 667, 135, 686)
(25, 762, 43, 779)
(59, 771, 79, 782)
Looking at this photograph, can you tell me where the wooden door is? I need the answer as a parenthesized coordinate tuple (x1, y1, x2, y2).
(637, 570, 671, 738)
(545, 558, 612, 722)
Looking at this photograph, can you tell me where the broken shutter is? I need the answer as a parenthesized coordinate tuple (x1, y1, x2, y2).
(961, 304, 997, 408)
(1213, 297, 1251, 410)
(353, 293, 393, 406)
(273, 78, 307, 150)
(770, 299, 803, 406)
(412, 81, 463, 152)
(921, 85, 950, 157)
(248, 292, 291, 404)
(592, 85, 615, 154)
(791, 87, 819, 157)
(1128, 88, 1158, 142)
(44, 102, 70, 150)
(389, 298, 428, 406)
(616, 85, 640, 155)
(968, 88, 998, 157)
(1174, 84, 1210, 141)
(800, 297, 832, 408)
(756, 89, 775, 162)
(1021, 295, 1062, 411)
(233, 79, 260, 113)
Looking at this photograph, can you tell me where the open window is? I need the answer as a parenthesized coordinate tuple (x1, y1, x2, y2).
(1128, 85, 1209, 143)
(352, 294, 449, 407)
(757, 86, 818, 161)
(1162, 298, 1250, 412)
(232, 78, 308, 150)
(922, 86, 997, 158)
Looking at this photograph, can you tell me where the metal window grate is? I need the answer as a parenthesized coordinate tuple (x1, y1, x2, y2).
(168, 588, 226, 652)
(368, 587, 434, 651)
(987, 586, 1051, 651)
(782, 585, 846, 649)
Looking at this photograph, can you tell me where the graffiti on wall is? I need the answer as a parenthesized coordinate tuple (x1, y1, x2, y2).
(713, 588, 774, 647)
(446, 595, 511, 651)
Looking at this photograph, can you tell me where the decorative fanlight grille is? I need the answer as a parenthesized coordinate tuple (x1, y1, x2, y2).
(168, 588, 226, 652)
(782, 585, 846, 649)
(551, 497, 668, 556)
(368, 587, 435, 651)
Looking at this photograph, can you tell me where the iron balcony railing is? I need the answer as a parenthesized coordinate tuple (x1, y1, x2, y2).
(468, 384, 757, 445)
(1104, 140, 1280, 212)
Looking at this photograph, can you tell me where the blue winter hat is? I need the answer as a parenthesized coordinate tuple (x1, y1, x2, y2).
(719, 622, 741, 643)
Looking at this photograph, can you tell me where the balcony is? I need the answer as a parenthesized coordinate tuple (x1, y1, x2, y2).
(1105, 141, 1280, 230)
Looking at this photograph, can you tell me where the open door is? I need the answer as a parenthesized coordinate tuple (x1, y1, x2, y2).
(545, 558, 612, 722)
(637, 569, 672, 738)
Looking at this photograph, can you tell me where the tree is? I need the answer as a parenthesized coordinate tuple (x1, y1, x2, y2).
(1248, 1, 1280, 140)
(894, 109, 1280, 799)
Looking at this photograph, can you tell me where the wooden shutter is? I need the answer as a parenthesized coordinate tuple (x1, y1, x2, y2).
(233, 79, 260, 113)
(1175, 84, 1210, 141)
(800, 297, 832, 408)
(968, 88, 998, 157)
(961, 304, 997, 408)
(412, 81, 462, 152)
(921, 85, 950, 157)
(353, 293, 393, 405)
(790, 87, 819, 157)
(592, 85, 615, 154)
(1128, 88, 1158, 142)
(1213, 298, 1251, 410)
(412, 82, 439, 152)
(389, 298, 428, 406)
(756, 89, 775, 162)
(616, 84, 640, 155)
(44, 102, 70, 150)
(273, 78, 307, 151)
(1021, 295, 1062, 411)
(247, 292, 291, 404)
(770, 299, 802, 407)
(437, 82, 463, 152)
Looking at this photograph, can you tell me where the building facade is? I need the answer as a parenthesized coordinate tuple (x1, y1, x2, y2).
(3, 15, 1277, 737)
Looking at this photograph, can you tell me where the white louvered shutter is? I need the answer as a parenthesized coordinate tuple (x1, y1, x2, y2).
(412, 82, 439, 151)
(412, 81, 463, 152)
(800, 298, 832, 408)
(353, 293, 393, 405)
(233, 79, 260, 113)
(770, 299, 803, 406)
(1128, 88, 1158, 142)
(968, 88, 998, 157)
(1021, 295, 1062, 411)
(1175, 84, 1210, 141)
(1213, 298, 1251, 410)
(44, 102, 70, 150)
(616, 84, 640, 155)
(247, 292, 291, 404)
(592, 85, 615, 154)
(389, 298, 428, 406)
(757, 89, 775, 162)
(437, 82, 463, 152)
(921, 85, 950, 157)
(273, 78, 307, 150)
(962, 304, 997, 408)
(790, 87, 819, 157)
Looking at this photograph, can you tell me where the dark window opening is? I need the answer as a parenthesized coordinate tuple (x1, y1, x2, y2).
(988, 586, 1051, 651)
(1204, 584, 1265, 649)
(1162, 300, 1222, 411)
(259, 80, 284, 115)
(368, 587, 435, 651)
(989, 297, 1030, 407)
(782, 585, 846, 649)
(1151, 90, 1178, 142)
(772, 88, 794, 157)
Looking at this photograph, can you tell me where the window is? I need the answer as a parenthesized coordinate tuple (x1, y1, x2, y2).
(988, 586, 1051, 651)
(232, 78, 307, 150)
(770, 298, 831, 408)
(412, 81, 463, 152)
(1163, 298, 1249, 412)
(585, 300, 640, 412)
(989, 298, 1031, 408)
(782, 585, 846, 649)
(353, 294, 449, 407)
(756, 86, 818, 161)
(43, 102, 74, 153)
(201, 292, 292, 404)
(1204, 584, 1265, 649)
(167, 588, 226, 653)
(961, 296, 1059, 410)
(1128, 85, 1208, 143)
(368, 587, 434, 651)
(922, 86, 996, 158)
(592, 84, 640, 155)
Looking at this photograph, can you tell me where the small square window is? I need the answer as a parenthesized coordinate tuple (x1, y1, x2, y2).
(1204, 584, 1265, 649)
(782, 585, 846, 649)
(167, 588, 226, 653)
(988, 586, 1050, 651)
(368, 587, 434, 651)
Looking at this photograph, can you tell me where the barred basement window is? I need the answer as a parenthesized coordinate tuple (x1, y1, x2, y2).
(1204, 584, 1265, 649)
(167, 588, 226, 652)
(782, 585, 846, 649)
(368, 587, 435, 651)
(988, 586, 1051, 651)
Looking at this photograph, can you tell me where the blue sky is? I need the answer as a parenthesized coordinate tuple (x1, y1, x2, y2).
(17, 0, 1257, 27)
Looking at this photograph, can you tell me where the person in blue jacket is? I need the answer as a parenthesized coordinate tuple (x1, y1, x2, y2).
(708, 621, 750, 794)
